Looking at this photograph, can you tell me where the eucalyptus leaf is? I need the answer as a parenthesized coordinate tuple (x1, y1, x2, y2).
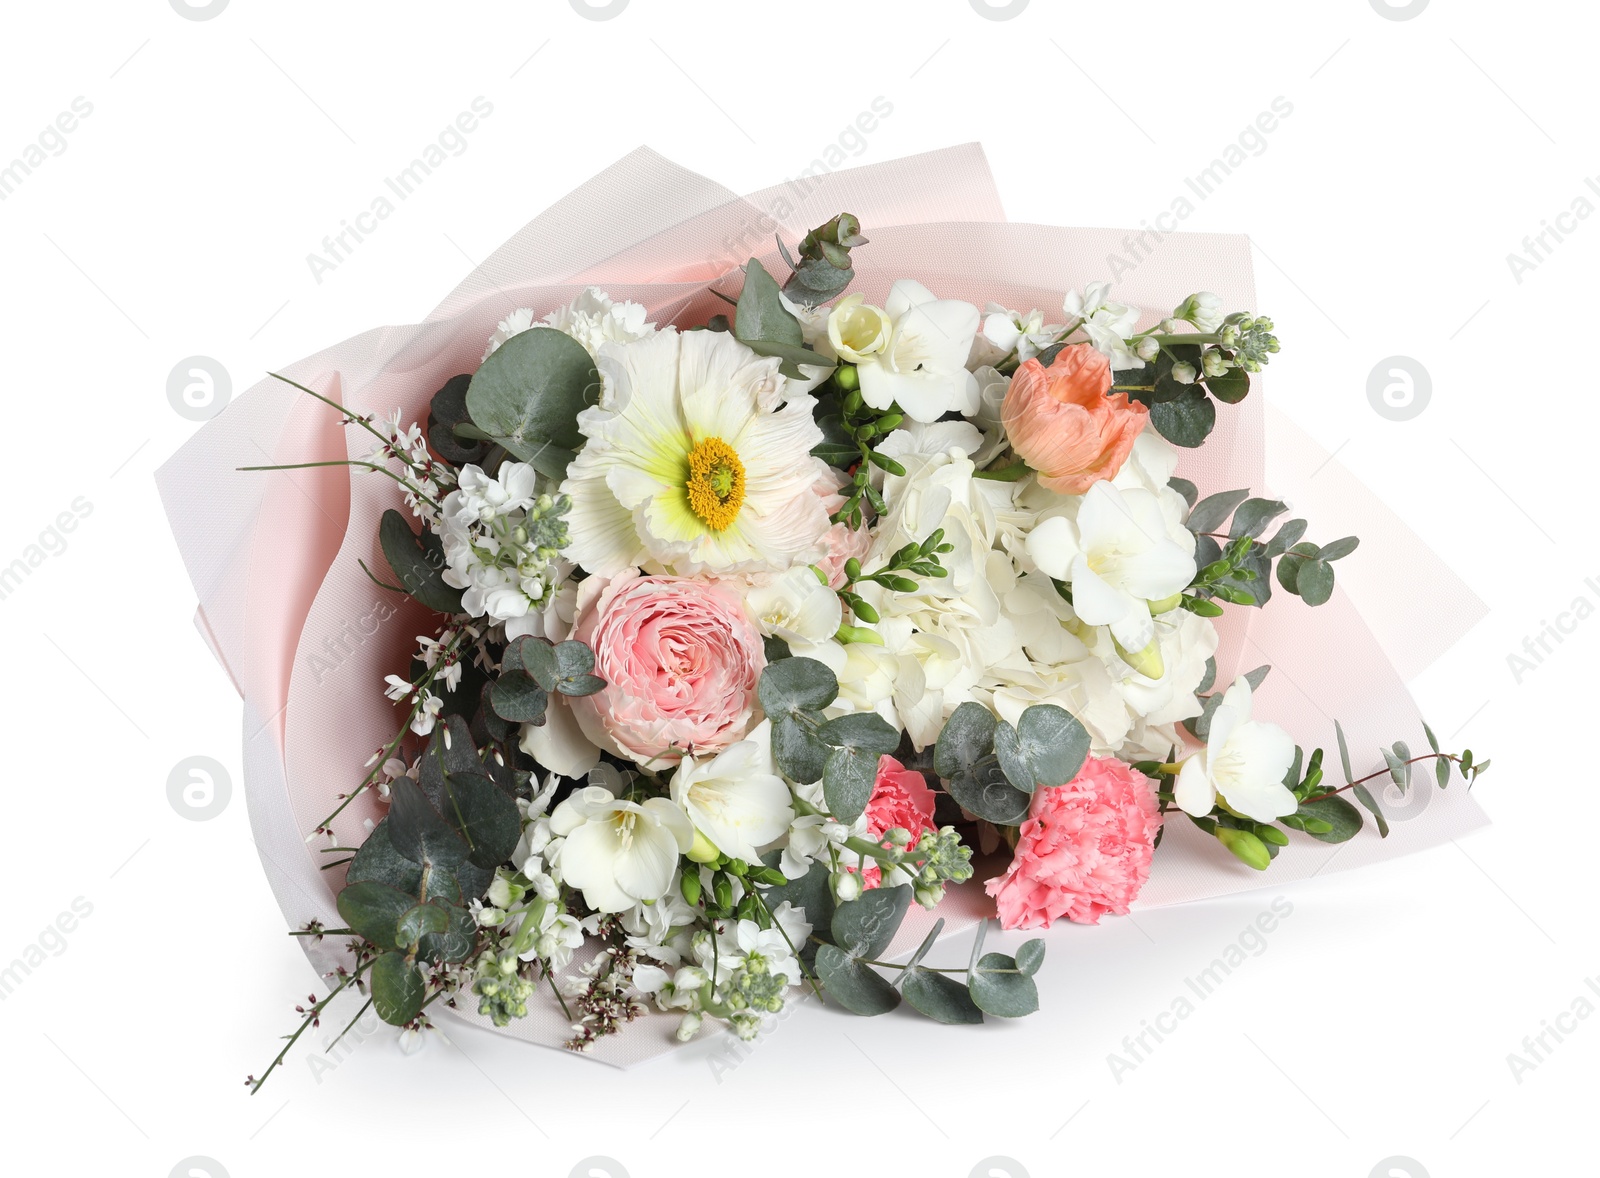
(943, 754, 1032, 825)
(1151, 385, 1217, 448)
(1205, 366, 1250, 404)
(968, 952, 1039, 1018)
(815, 945, 900, 1016)
(1318, 536, 1360, 561)
(1351, 783, 1391, 838)
(773, 716, 828, 785)
(1015, 939, 1046, 977)
(427, 373, 491, 465)
(903, 967, 985, 1024)
(387, 777, 470, 876)
(831, 885, 912, 959)
(822, 744, 878, 824)
(379, 509, 463, 614)
(1015, 703, 1091, 788)
(465, 327, 600, 480)
(489, 670, 548, 724)
(758, 657, 839, 716)
(1294, 558, 1335, 606)
(1229, 498, 1288, 540)
(396, 902, 450, 948)
(435, 771, 521, 869)
(336, 881, 414, 951)
(934, 702, 997, 780)
(370, 952, 426, 1025)
(1296, 795, 1363, 843)
(1168, 476, 1199, 508)
(1186, 489, 1250, 535)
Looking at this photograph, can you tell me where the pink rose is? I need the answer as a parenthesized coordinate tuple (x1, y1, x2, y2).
(569, 570, 764, 767)
(1001, 344, 1148, 494)
(985, 755, 1162, 928)
(859, 755, 939, 889)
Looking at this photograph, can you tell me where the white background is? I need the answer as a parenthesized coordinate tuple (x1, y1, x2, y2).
(0, 2, 1589, 1176)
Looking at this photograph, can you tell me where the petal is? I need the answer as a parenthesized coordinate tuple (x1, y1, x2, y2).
(1173, 754, 1215, 817)
(1067, 561, 1130, 628)
(1023, 516, 1080, 580)
(519, 697, 602, 779)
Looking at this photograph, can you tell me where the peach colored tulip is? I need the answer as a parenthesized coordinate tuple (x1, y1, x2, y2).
(1001, 344, 1148, 493)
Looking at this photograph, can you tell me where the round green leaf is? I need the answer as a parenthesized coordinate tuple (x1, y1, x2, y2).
(934, 702, 996, 780)
(1015, 704, 1090, 789)
(1295, 558, 1335, 606)
(903, 967, 984, 1024)
(1150, 385, 1217, 448)
(1296, 795, 1363, 843)
(968, 952, 1039, 1018)
(489, 670, 548, 724)
(822, 744, 877, 824)
(1015, 939, 1046, 977)
(370, 952, 426, 1025)
(815, 945, 900, 1016)
(831, 885, 912, 960)
(758, 657, 839, 716)
(396, 902, 450, 948)
(336, 881, 413, 951)
(465, 327, 599, 479)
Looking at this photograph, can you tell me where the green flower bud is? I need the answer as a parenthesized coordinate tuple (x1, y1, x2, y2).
(835, 364, 861, 392)
(1216, 827, 1271, 870)
(1113, 634, 1165, 679)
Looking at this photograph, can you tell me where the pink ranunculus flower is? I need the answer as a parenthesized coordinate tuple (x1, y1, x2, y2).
(1001, 344, 1148, 494)
(860, 756, 939, 889)
(568, 570, 764, 768)
(985, 755, 1162, 928)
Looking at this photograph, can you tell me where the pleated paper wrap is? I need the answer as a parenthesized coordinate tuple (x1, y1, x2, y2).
(156, 145, 1488, 1065)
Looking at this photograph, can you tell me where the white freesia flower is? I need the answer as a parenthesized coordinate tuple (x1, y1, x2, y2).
(745, 566, 843, 651)
(548, 786, 693, 913)
(1174, 677, 1298, 821)
(1064, 281, 1143, 370)
(484, 287, 654, 361)
(1025, 482, 1197, 654)
(826, 294, 894, 363)
(855, 279, 981, 423)
(560, 330, 831, 577)
(669, 720, 795, 863)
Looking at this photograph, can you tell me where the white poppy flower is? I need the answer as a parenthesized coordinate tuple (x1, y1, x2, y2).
(1173, 677, 1298, 822)
(1025, 482, 1197, 653)
(856, 279, 981, 423)
(668, 721, 795, 863)
(548, 786, 693, 913)
(559, 329, 831, 577)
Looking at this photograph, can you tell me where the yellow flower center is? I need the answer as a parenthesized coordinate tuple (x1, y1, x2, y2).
(685, 436, 745, 532)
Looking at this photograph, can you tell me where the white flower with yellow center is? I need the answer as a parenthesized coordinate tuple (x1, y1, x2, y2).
(560, 330, 832, 577)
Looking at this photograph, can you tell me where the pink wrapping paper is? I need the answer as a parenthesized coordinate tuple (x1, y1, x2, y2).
(156, 145, 1488, 1066)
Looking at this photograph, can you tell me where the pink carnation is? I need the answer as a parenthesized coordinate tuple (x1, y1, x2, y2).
(569, 570, 764, 767)
(985, 755, 1162, 929)
(860, 756, 939, 889)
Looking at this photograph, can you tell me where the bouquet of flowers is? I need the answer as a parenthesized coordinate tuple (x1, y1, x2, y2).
(155, 147, 1488, 1088)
